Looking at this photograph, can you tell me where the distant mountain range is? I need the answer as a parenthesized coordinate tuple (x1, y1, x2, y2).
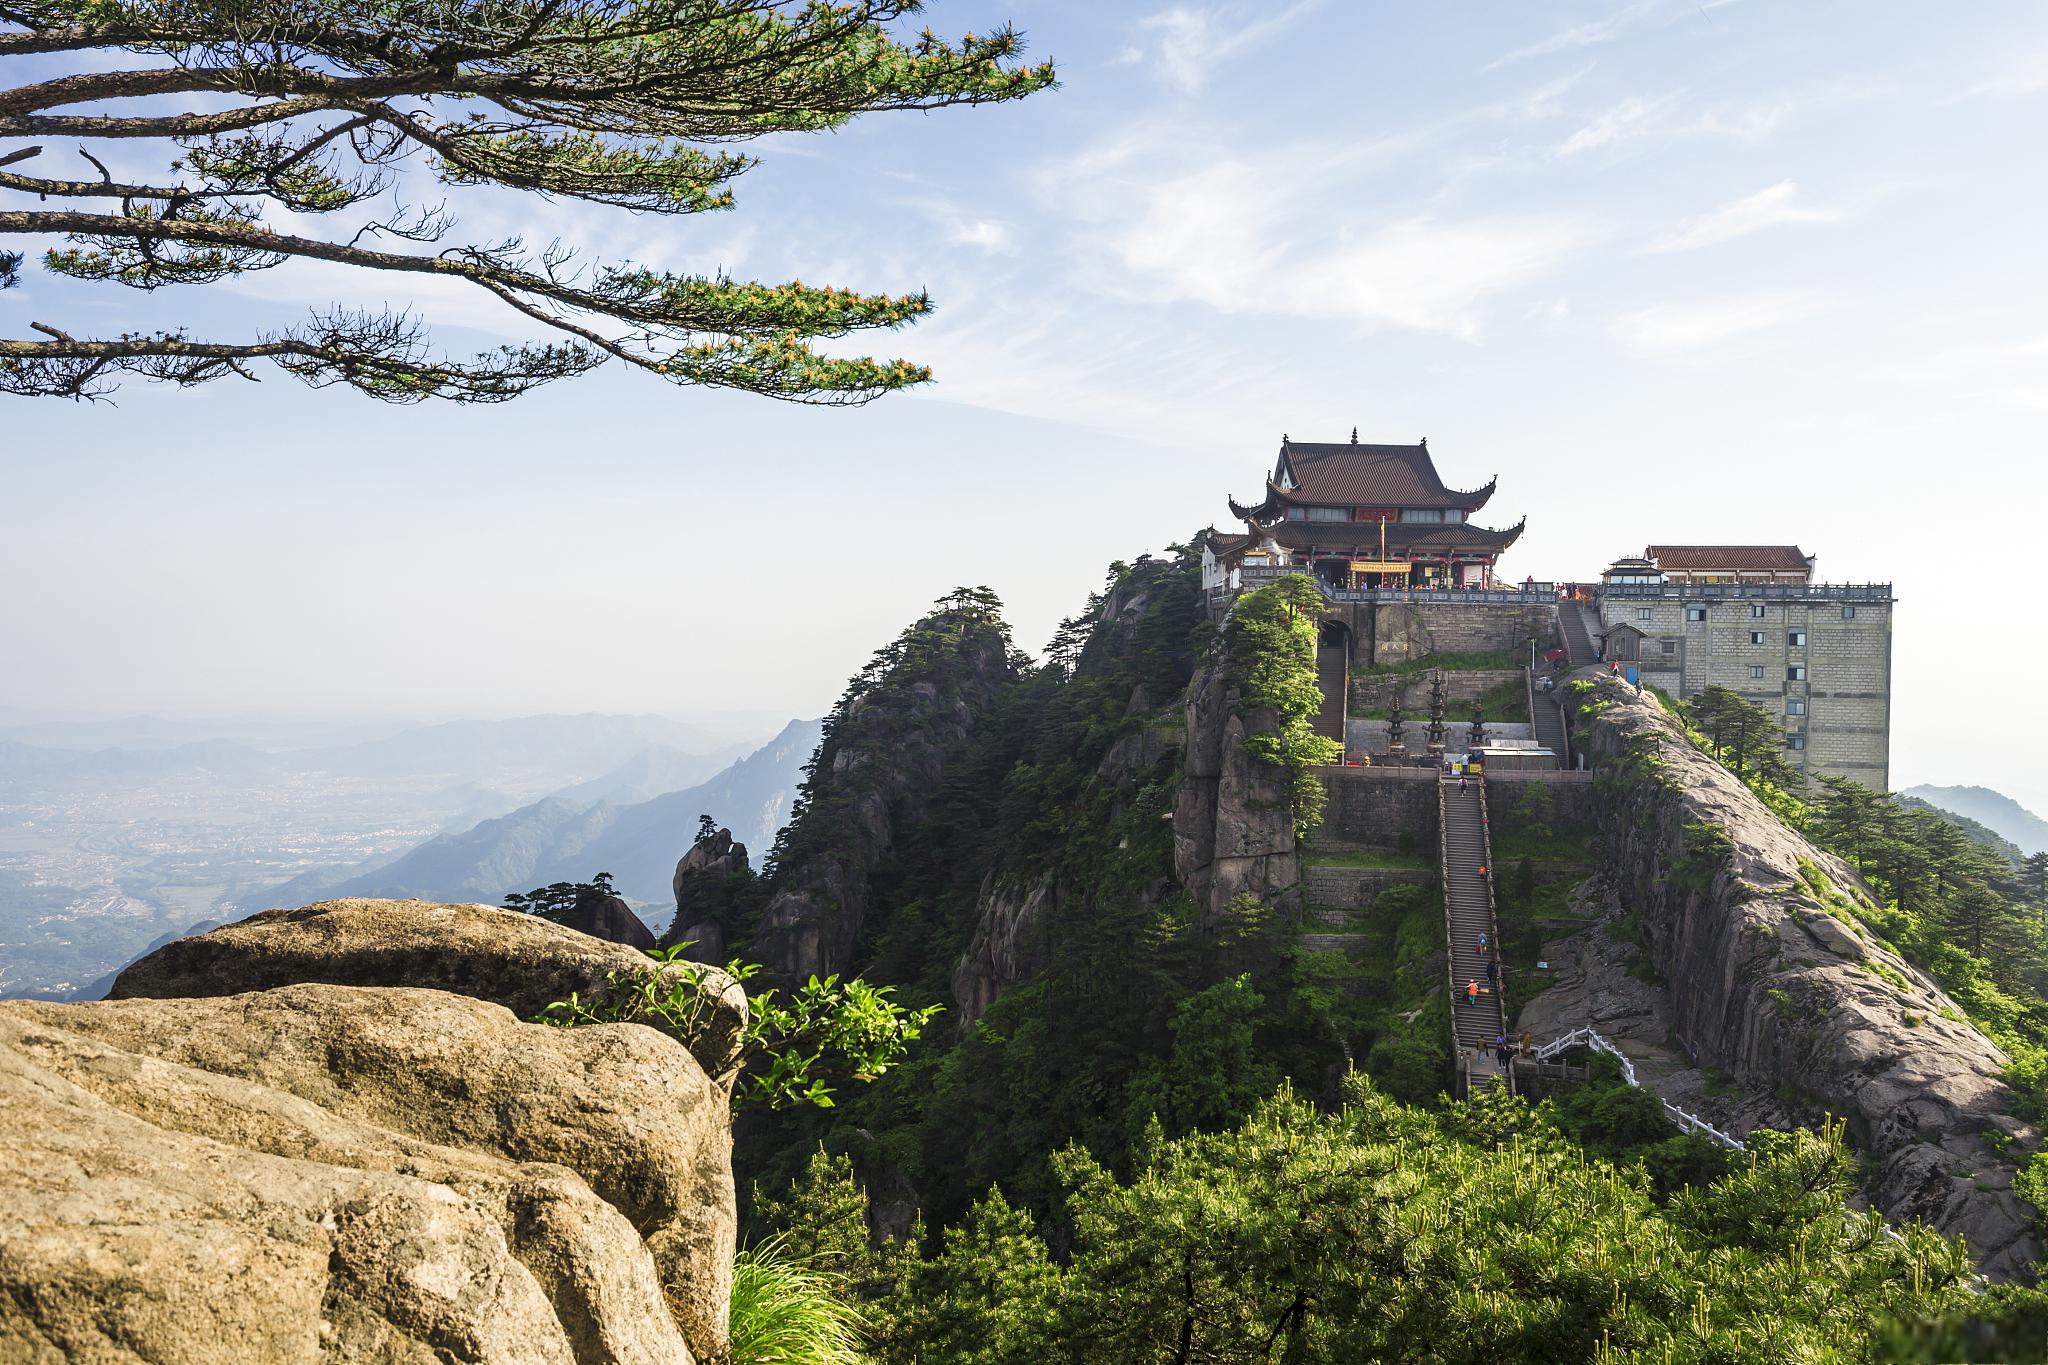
(1900, 786, 2048, 856)
(0, 712, 760, 798)
(260, 718, 822, 925)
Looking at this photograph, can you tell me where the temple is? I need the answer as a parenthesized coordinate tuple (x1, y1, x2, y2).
(1203, 435, 1525, 593)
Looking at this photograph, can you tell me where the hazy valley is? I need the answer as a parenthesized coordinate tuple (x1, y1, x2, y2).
(0, 711, 809, 997)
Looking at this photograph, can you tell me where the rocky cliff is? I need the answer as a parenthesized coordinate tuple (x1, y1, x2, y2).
(752, 590, 1018, 981)
(664, 825, 753, 961)
(1567, 674, 2042, 1278)
(1171, 652, 1302, 932)
(3, 900, 743, 1360)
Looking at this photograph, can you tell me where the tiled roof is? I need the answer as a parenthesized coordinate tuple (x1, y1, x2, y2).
(1265, 518, 1525, 552)
(1647, 545, 1810, 573)
(1205, 529, 1255, 556)
(1273, 439, 1495, 511)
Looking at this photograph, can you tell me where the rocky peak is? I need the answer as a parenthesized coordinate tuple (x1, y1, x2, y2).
(664, 826, 752, 961)
(750, 592, 1019, 981)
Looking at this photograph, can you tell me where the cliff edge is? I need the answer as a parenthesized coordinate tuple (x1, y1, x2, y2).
(1567, 673, 2042, 1278)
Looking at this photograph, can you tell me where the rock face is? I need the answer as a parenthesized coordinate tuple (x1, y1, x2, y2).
(2, 900, 745, 1362)
(1569, 673, 2043, 1278)
(1173, 655, 1301, 930)
(953, 870, 1064, 1029)
(111, 898, 747, 1088)
(664, 827, 752, 962)
(557, 890, 657, 951)
(752, 603, 1016, 981)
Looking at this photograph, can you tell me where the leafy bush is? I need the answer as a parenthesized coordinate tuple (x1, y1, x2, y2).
(536, 946, 938, 1113)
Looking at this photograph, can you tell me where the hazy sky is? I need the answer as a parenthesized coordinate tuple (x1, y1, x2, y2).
(4, 1, 2046, 794)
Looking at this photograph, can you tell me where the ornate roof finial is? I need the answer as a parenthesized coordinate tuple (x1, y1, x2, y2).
(1420, 436, 1428, 449)
(1350, 426, 1358, 444)
(1281, 432, 1290, 444)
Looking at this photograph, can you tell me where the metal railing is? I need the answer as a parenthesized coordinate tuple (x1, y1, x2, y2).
(1532, 1028, 1745, 1150)
(1599, 582, 1893, 603)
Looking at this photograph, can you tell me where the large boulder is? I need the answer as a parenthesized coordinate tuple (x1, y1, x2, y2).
(0, 982, 733, 1361)
(111, 899, 746, 1086)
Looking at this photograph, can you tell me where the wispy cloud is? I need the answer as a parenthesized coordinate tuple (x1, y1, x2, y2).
(1485, 1, 1659, 71)
(1120, 1, 1323, 95)
(1945, 49, 2048, 103)
(1556, 93, 1683, 155)
(1611, 292, 1826, 354)
(1639, 180, 1844, 253)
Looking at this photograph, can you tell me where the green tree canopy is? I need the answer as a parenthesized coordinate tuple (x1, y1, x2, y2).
(0, 0, 1053, 401)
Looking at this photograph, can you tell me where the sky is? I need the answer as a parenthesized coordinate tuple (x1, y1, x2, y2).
(4, 1, 2047, 795)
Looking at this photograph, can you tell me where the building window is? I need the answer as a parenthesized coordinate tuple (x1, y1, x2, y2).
(1749, 603, 1766, 619)
(1306, 506, 1347, 522)
(1637, 608, 1652, 622)
(1786, 733, 1806, 752)
(1685, 606, 1707, 622)
(1842, 604, 1857, 620)
(1661, 640, 1677, 655)
(1788, 664, 1807, 681)
(1748, 631, 1765, 645)
(1789, 630, 1807, 648)
(1749, 665, 1765, 680)
(1285, 507, 1306, 520)
(1788, 697, 1807, 716)
(1445, 509, 1465, 524)
(1400, 508, 1445, 523)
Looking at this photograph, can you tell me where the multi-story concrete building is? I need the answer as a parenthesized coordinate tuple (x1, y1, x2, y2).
(1594, 546, 1894, 790)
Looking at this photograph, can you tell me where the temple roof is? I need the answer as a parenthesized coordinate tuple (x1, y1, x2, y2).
(1647, 545, 1811, 573)
(1272, 439, 1496, 512)
(1263, 518, 1525, 553)
(1204, 528, 1255, 556)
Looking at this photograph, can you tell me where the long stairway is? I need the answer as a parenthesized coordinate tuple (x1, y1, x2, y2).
(1315, 644, 1347, 751)
(1440, 775, 1508, 1092)
(1558, 602, 1598, 666)
(1528, 669, 1569, 766)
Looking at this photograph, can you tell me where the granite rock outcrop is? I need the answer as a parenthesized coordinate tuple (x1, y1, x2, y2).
(2, 899, 745, 1361)
(1569, 673, 2043, 1278)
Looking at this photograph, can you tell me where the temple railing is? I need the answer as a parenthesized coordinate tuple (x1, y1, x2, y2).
(1235, 564, 1559, 605)
(1600, 582, 1893, 602)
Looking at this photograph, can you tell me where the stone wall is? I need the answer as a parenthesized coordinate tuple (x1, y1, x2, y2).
(1485, 770, 1600, 839)
(1302, 865, 1434, 910)
(1317, 768, 1439, 850)
(1364, 602, 1557, 668)
(1316, 767, 1599, 854)
(1312, 601, 1558, 671)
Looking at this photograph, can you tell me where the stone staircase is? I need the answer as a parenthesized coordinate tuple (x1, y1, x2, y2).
(1315, 644, 1347, 750)
(1440, 775, 1509, 1093)
(1558, 602, 1598, 666)
(1528, 669, 1569, 766)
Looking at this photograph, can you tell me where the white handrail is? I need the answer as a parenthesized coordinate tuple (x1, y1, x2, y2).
(1530, 1027, 1746, 1151)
